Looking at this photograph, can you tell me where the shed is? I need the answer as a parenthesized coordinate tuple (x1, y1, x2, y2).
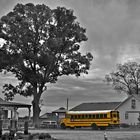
(52, 107, 67, 121)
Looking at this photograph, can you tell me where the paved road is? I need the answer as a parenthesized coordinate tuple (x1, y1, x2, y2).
(28, 129, 140, 140)
(30, 129, 104, 140)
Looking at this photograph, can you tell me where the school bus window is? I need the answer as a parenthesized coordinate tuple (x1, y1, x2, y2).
(82, 115, 85, 119)
(113, 114, 117, 118)
(85, 114, 88, 118)
(96, 114, 100, 119)
(104, 114, 107, 118)
(92, 114, 95, 119)
(89, 114, 91, 119)
(100, 114, 103, 119)
(117, 113, 119, 118)
(71, 115, 74, 119)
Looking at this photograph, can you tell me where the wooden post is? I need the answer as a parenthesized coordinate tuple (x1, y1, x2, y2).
(9, 119, 17, 138)
(28, 107, 31, 121)
(0, 120, 2, 137)
(24, 121, 28, 135)
(0, 108, 3, 137)
(9, 107, 18, 137)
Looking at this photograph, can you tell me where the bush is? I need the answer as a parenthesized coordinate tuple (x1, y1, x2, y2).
(39, 133, 51, 139)
(120, 123, 130, 128)
(28, 133, 51, 139)
(1, 132, 53, 140)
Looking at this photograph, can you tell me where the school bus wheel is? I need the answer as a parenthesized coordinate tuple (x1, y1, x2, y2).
(60, 123, 66, 129)
(91, 123, 98, 130)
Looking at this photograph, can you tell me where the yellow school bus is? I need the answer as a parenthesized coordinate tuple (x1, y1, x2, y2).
(60, 110, 120, 130)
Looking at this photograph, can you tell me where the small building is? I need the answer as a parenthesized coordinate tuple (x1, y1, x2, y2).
(40, 107, 67, 122)
(39, 112, 57, 128)
(115, 94, 140, 125)
(70, 95, 140, 126)
(40, 107, 67, 128)
(52, 107, 67, 120)
(40, 113, 53, 120)
(0, 98, 31, 129)
(40, 112, 56, 123)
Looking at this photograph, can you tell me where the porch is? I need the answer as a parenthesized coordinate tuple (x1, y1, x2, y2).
(0, 98, 31, 130)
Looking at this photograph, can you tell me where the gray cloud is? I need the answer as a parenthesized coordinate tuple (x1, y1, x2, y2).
(67, 0, 140, 72)
(41, 76, 126, 112)
(1, 0, 140, 72)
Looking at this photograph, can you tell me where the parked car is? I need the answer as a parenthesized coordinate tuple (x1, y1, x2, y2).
(40, 121, 57, 128)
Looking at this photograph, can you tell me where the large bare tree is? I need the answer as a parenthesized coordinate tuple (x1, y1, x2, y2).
(105, 62, 140, 96)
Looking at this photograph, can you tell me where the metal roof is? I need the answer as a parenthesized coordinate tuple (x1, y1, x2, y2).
(70, 102, 121, 111)
(52, 107, 67, 113)
(0, 98, 31, 108)
(40, 113, 52, 119)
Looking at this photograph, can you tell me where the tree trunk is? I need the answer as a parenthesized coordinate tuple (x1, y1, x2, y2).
(32, 98, 41, 128)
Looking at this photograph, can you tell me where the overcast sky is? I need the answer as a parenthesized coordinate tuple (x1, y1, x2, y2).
(0, 0, 140, 116)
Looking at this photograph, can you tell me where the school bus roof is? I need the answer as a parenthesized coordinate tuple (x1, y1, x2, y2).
(67, 110, 115, 114)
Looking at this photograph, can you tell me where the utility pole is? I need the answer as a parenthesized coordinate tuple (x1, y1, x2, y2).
(66, 98, 69, 110)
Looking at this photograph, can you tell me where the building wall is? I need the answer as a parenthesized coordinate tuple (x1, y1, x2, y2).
(58, 113, 65, 119)
(118, 96, 140, 125)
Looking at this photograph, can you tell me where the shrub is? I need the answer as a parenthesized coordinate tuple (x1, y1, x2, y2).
(120, 123, 130, 128)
